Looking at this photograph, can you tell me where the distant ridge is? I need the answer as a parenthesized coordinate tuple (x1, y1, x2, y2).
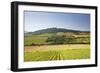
(25, 27, 90, 35)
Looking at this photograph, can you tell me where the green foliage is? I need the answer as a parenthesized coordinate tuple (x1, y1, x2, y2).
(46, 35, 90, 44)
(46, 35, 67, 44)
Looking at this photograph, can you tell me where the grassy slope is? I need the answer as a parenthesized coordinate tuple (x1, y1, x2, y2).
(24, 32, 90, 45)
(24, 48, 90, 62)
(24, 32, 90, 62)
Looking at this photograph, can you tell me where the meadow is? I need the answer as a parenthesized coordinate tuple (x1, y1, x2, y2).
(24, 44, 90, 62)
(24, 31, 90, 62)
(24, 32, 90, 46)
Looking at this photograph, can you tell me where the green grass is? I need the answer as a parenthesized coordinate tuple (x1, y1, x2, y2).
(24, 35, 48, 45)
(24, 32, 90, 62)
(24, 32, 90, 46)
(24, 48, 90, 62)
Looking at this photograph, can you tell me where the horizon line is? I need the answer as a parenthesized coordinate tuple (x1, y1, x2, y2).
(24, 27, 90, 32)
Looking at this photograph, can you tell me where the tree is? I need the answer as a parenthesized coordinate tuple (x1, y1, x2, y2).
(46, 35, 67, 44)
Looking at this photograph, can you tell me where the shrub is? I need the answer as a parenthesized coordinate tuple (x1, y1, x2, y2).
(46, 35, 67, 44)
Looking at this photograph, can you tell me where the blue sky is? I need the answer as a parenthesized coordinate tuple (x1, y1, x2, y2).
(24, 11, 90, 32)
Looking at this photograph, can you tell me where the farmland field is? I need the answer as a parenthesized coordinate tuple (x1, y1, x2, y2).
(24, 32, 90, 46)
(24, 29, 90, 62)
(24, 44, 90, 62)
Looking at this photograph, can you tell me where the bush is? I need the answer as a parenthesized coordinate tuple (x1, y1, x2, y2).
(30, 43, 37, 46)
(46, 35, 67, 44)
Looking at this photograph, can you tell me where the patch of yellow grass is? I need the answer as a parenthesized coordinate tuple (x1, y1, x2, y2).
(25, 44, 90, 52)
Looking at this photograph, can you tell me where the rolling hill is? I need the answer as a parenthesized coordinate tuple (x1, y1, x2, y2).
(25, 27, 89, 35)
